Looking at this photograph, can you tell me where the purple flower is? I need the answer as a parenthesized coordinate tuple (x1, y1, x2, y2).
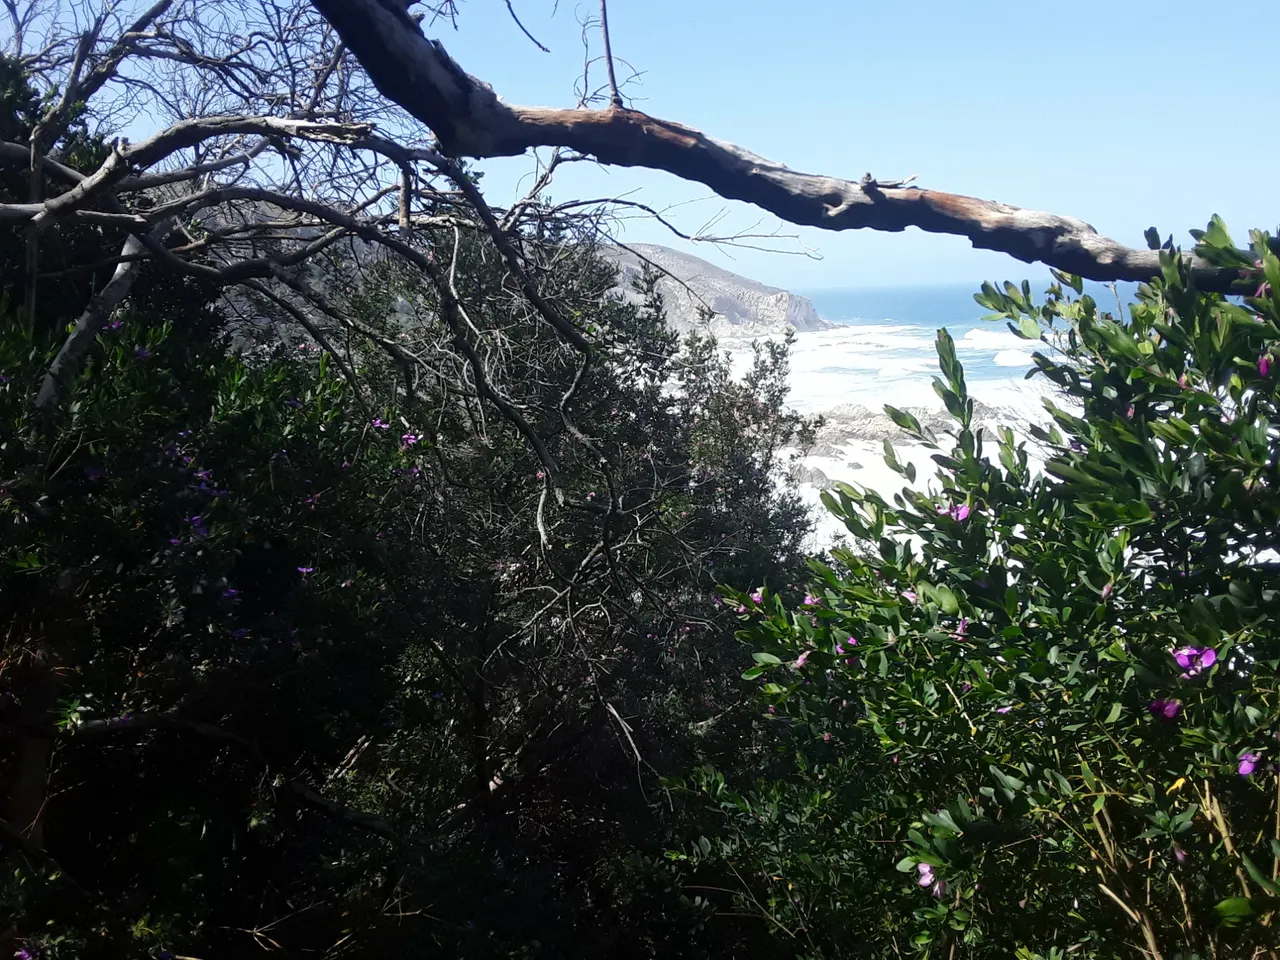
(1147, 698, 1181, 720)
(222, 587, 239, 599)
(1238, 752, 1261, 777)
(1070, 440, 1086, 453)
(371, 418, 390, 430)
(937, 502, 971, 522)
(803, 593, 819, 606)
(995, 705, 1013, 714)
(108, 318, 123, 330)
(952, 618, 969, 640)
(297, 566, 314, 575)
(1172, 645, 1217, 678)
(1173, 844, 1187, 864)
(750, 589, 764, 604)
(286, 398, 302, 408)
(1261, 354, 1273, 378)
(232, 628, 250, 639)
(133, 345, 151, 358)
(401, 432, 418, 446)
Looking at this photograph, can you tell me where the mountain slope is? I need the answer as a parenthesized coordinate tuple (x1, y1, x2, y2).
(603, 243, 831, 337)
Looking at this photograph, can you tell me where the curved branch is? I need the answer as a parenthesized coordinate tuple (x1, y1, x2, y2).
(34, 216, 178, 418)
(309, 0, 1267, 291)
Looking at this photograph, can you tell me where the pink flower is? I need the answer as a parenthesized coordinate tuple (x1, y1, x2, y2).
(1173, 845, 1187, 864)
(803, 593, 819, 606)
(916, 863, 935, 888)
(1238, 752, 1261, 776)
(1147, 699, 1181, 720)
(794, 650, 811, 669)
(937, 502, 971, 522)
(846, 635, 858, 646)
(750, 589, 764, 604)
(536, 470, 545, 480)
(951, 618, 968, 640)
(995, 705, 1013, 714)
(902, 590, 917, 604)
(823, 732, 832, 742)
(1172, 645, 1217, 678)
(1101, 582, 1113, 600)
(1260, 354, 1273, 378)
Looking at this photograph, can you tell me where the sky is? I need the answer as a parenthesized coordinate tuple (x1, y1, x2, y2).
(431, 0, 1280, 291)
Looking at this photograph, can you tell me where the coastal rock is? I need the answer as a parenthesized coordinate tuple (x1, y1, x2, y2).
(815, 399, 1041, 448)
(790, 464, 831, 487)
(602, 243, 832, 337)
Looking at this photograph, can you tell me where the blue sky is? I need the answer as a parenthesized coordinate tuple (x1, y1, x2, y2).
(434, 0, 1279, 291)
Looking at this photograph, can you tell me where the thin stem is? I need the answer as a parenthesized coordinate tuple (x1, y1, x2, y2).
(598, 0, 622, 108)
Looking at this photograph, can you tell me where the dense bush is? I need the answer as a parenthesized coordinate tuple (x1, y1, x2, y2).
(674, 222, 1280, 959)
(0, 55, 819, 953)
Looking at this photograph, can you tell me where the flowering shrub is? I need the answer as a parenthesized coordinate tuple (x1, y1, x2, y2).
(670, 222, 1280, 958)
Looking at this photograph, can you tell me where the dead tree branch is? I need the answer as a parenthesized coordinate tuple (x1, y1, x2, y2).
(308, 0, 1269, 291)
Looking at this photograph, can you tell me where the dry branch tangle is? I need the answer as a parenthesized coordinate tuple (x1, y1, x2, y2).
(311, 0, 1258, 291)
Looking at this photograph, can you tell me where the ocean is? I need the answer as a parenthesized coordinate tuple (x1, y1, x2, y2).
(721, 279, 1141, 546)
(726, 280, 1140, 419)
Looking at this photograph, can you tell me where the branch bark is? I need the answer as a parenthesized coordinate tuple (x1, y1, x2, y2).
(308, 0, 1266, 291)
(34, 217, 178, 418)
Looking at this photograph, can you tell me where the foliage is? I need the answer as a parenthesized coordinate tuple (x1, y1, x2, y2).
(674, 221, 1280, 958)
(0, 169, 819, 957)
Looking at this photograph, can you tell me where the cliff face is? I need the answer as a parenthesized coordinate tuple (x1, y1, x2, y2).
(603, 243, 832, 337)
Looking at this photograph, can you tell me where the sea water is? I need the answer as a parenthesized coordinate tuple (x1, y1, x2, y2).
(726, 279, 1139, 420)
(721, 279, 1140, 546)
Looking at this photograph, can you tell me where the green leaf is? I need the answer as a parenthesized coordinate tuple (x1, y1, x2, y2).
(928, 584, 959, 615)
(1214, 896, 1255, 923)
(752, 652, 782, 665)
(1241, 854, 1280, 897)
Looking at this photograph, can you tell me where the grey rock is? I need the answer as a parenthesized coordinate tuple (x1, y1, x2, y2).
(602, 243, 833, 337)
(789, 464, 831, 487)
(815, 400, 1037, 448)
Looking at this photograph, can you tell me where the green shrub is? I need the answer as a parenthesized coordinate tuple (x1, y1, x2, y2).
(673, 221, 1280, 959)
